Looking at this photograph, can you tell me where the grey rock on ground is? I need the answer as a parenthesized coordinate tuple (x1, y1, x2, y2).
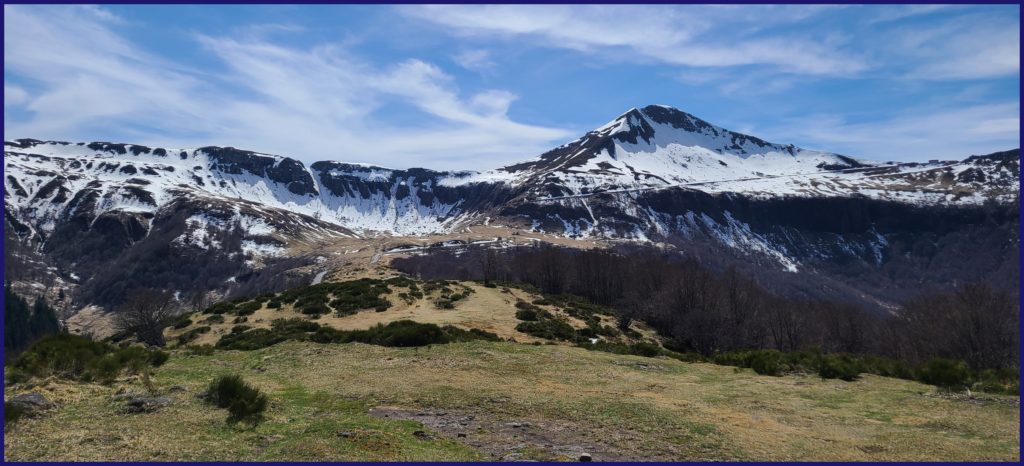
(120, 395, 172, 414)
(7, 393, 55, 415)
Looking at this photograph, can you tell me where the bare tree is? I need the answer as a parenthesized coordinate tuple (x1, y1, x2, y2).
(115, 289, 176, 347)
(187, 290, 212, 314)
(480, 248, 499, 286)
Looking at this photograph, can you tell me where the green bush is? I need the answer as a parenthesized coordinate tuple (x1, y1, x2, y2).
(515, 301, 538, 311)
(216, 329, 285, 351)
(515, 308, 539, 321)
(818, 354, 861, 381)
(230, 325, 252, 335)
(204, 315, 225, 324)
(300, 303, 330, 316)
(204, 302, 236, 315)
(578, 340, 666, 358)
(10, 334, 167, 384)
(205, 375, 268, 425)
(216, 319, 320, 351)
(234, 301, 262, 316)
(749, 350, 784, 376)
(385, 276, 417, 288)
(919, 358, 973, 391)
(172, 316, 193, 329)
(397, 292, 416, 304)
(631, 342, 663, 358)
(515, 317, 579, 342)
(266, 301, 282, 309)
(441, 326, 502, 343)
(350, 321, 448, 347)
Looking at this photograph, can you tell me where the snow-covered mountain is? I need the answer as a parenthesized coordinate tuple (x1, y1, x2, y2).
(4, 105, 1019, 311)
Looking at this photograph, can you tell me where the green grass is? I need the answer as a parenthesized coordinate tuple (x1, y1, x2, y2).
(4, 340, 1019, 461)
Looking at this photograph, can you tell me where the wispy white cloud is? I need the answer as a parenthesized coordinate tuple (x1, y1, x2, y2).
(3, 5, 572, 170)
(400, 5, 866, 76)
(759, 103, 1020, 161)
(4, 84, 29, 107)
(888, 16, 1020, 80)
(452, 49, 496, 73)
(401, 4, 1019, 84)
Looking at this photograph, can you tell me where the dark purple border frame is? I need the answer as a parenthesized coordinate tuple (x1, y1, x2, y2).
(0, 0, 1021, 464)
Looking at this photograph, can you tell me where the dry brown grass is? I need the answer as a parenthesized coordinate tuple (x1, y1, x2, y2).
(165, 281, 637, 347)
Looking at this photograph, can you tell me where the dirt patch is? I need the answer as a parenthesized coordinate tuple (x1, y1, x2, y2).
(368, 406, 628, 461)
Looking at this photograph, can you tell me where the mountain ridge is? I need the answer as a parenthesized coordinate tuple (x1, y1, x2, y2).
(4, 105, 1019, 313)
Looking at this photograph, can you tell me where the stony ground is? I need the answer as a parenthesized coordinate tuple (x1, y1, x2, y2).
(4, 340, 1019, 461)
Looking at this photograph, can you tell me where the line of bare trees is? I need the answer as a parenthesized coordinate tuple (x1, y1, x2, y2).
(393, 243, 1019, 371)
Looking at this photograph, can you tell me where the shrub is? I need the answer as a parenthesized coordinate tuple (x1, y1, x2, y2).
(5, 401, 25, 429)
(204, 315, 225, 324)
(515, 317, 578, 342)
(172, 316, 193, 329)
(216, 329, 285, 351)
(532, 298, 553, 306)
(10, 334, 167, 384)
(386, 276, 416, 288)
(353, 321, 448, 347)
(205, 375, 268, 425)
(749, 350, 784, 376)
(266, 301, 282, 309)
(234, 301, 262, 316)
(216, 319, 320, 351)
(919, 358, 973, 391)
(177, 326, 211, 345)
(630, 342, 662, 358)
(515, 308, 539, 321)
(230, 325, 252, 335)
(443, 326, 502, 343)
(300, 303, 330, 316)
(577, 340, 663, 358)
(435, 299, 455, 310)
(817, 354, 861, 381)
(974, 368, 1020, 396)
(205, 302, 236, 315)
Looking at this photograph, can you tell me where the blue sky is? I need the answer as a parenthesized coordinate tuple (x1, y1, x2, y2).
(3, 4, 1020, 170)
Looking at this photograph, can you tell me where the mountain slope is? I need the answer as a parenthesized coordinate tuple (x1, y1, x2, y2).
(3, 105, 1019, 311)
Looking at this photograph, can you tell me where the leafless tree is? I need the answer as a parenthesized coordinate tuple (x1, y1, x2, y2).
(115, 288, 177, 347)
